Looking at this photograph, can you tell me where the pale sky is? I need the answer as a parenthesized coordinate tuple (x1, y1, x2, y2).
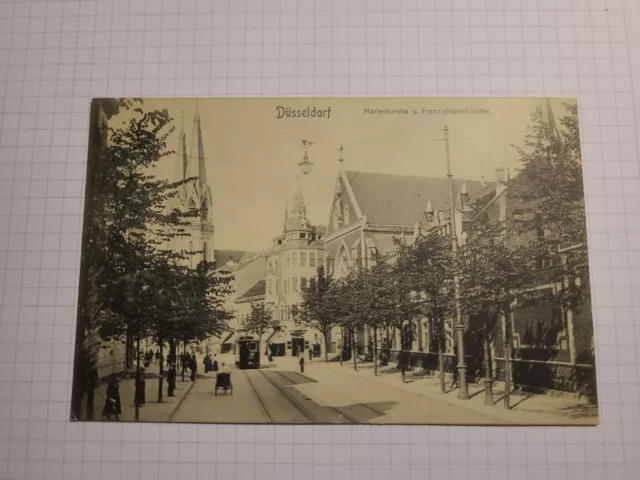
(108, 97, 576, 252)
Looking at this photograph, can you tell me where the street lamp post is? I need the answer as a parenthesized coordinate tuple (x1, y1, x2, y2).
(443, 125, 470, 400)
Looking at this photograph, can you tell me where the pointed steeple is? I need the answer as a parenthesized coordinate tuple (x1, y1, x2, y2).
(291, 184, 306, 219)
(541, 98, 560, 140)
(173, 110, 188, 182)
(195, 102, 207, 189)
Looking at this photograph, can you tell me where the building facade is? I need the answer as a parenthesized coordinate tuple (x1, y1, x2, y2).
(262, 190, 326, 356)
(322, 151, 487, 356)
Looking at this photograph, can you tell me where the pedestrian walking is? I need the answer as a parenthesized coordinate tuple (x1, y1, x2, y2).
(167, 362, 177, 397)
(189, 354, 197, 382)
(102, 373, 121, 421)
(450, 344, 459, 389)
(134, 368, 146, 407)
(155, 350, 161, 364)
(299, 354, 305, 373)
(308, 348, 312, 362)
(203, 354, 211, 373)
(212, 355, 219, 372)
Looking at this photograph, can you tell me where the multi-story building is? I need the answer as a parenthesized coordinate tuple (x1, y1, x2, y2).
(262, 190, 326, 356)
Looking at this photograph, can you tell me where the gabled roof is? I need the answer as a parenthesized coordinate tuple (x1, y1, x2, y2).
(215, 250, 253, 267)
(237, 280, 266, 301)
(345, 171, 487, 227)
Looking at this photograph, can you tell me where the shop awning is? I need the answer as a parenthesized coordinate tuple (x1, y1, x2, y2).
(265, 327, 281, 344)
(222, 331, 236, 344)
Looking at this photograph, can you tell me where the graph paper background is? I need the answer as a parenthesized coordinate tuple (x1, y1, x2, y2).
(0, 0, 639, 479)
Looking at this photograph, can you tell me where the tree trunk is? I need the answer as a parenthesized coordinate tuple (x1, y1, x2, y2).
(324, 329, 329, 363)
(181, 340, 186, 382)
(503, 308, 512, 410)
(125, 330, 133, 369)
(438, 324, 445, 393)
(169, 338, 176, 360)
(339, 327, 344, 367)
(157, 340, 164, 403)
(373, 327, 378, 376)
(483, 326, 494, 405)
(352, 329, 357, 371)
(135, 335, 141, 422)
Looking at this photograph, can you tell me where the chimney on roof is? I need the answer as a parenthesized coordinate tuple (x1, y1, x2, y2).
(496, 166, 506, 185)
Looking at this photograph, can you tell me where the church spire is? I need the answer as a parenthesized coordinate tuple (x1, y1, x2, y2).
(174, 110, 188, 182)
(194, 102, 206, 189)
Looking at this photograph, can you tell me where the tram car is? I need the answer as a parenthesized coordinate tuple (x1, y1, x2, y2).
(235, 337, 261, 369)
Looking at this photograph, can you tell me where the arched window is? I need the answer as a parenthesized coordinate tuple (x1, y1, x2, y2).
(188, 198, 196, 211)
(337, 247, 349, 278)
(343, 205, 349, 225)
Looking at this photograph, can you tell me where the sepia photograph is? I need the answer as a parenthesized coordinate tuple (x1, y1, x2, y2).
(70, 97, 597, 426)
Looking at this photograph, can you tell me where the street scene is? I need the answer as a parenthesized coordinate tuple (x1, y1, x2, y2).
(71, 97, 598, 425)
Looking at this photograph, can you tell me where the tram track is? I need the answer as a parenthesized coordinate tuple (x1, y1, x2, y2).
(256, 369, 317, 423)
(271, 370, 368, 424)
(273, 370, 387, 423)
(243, 369, 273, 423)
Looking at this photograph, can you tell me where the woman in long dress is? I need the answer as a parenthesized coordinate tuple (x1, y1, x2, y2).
(102, 374, 122, 421)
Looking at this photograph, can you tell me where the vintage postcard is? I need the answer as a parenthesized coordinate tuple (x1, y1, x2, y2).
(71, 97, 597, 425)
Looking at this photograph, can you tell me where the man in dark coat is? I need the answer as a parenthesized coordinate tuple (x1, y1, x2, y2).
(299, 353, 305, 373)
(167, 362, 177, 397)
(189, 354, 197, 382)
(212, 355, 219, 372)
(102, 373, 122, 421)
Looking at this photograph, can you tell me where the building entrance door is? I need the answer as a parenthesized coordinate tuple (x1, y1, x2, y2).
(291, 337, 304, 356)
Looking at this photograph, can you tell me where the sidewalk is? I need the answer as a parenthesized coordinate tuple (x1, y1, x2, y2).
(273, 356, 598, 425)
(92, 363, 195, 422)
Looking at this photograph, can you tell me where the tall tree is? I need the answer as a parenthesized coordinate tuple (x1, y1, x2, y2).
(389, 251, 423, 382)
(358, 254, 400, 375)
(510, 102, 586, 246)
(395, 233, 456, 392)
(244, 301, 277, 344)
(71, 99, 198, 420)
(457, 221, 534, 408)
(293, 265, 336, 363)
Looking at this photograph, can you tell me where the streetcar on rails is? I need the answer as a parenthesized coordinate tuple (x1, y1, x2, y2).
(235, 337, 261, 369)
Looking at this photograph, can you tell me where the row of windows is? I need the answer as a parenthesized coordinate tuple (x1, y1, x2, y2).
(276, 305, 299, 322)
(269, 251, 323, 271)
(267, 277, 317, 295)
(284, 251, 320, 268)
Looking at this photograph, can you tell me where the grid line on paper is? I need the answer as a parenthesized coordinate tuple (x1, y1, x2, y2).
(0, 0, 638, 480)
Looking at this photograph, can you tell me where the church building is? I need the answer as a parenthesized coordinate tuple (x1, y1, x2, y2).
(167, 105, 215, 267)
